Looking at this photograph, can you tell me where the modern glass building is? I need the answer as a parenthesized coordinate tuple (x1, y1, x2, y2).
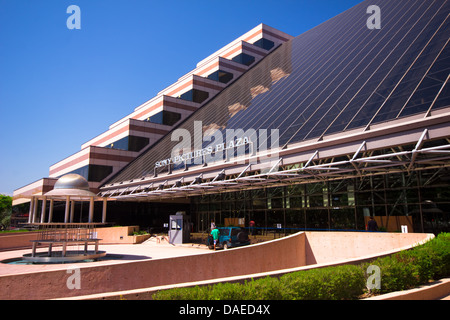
(14, 0, 450, 234)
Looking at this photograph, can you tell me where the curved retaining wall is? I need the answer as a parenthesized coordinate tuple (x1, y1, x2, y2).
(0, 231, 433, 300)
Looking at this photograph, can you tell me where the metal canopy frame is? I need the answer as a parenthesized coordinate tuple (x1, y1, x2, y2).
(104, 129, 450, 201)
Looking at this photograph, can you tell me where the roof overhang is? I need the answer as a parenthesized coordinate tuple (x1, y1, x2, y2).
(100, 109, 450, 201)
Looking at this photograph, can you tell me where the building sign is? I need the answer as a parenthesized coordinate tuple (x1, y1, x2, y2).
(155, 137, 251, 168)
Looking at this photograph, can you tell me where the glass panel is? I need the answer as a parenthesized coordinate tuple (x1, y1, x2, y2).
(64, 164, 113, 182)
(105, 135, 149, 152)
(253, 38, 275, 51)
(106, 136, 129, 150)
(147, 110, 181, 126)
(207, 70, 234, 84)
(179, 89, 209, 103)
(305, 209, 329, 230)
(330, 208, 356, 230)
(430, 84, 450, 110)
(231, 53, 255, 66)
(88, 165, 113, 182)
(285, 209, 305, 231)
(63, 165, 89, 181)
(128, 136, 150, 152)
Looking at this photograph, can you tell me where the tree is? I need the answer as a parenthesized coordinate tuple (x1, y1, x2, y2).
(0, 194, 12, 230)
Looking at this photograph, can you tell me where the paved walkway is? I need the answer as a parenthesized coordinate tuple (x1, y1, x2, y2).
(0, 240, 210, 276)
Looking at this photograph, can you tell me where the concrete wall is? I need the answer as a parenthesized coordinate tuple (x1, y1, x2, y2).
(0, 232, 38, 251)
(365, 278, 450, 300)
(0, 226, 149, 252)
(304, 231, 431, 265)
(96, 226, 150, 244)
(0, 231, 432, 300)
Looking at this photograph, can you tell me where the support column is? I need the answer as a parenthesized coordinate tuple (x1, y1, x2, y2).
(48, 199, 54, 223)
(28, 197, 34, 223)
(48, 243, 53, 257)
(31, 242, 37, 257)
(64, 196, 70, 223)
(32, 197, 38, 223)
(102, 198, 107, 223)
(417, 172, 424, 233)
(40, 196, 47, 223)
(70, 200, 75, 223)
(88, 197, 94, 223)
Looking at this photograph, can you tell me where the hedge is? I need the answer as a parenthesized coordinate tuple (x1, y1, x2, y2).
(363, 232, 450, 294)
(152, 233, 450, 300)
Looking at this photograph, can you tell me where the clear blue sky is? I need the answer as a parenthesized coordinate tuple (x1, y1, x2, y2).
(0, 0, 362, 196)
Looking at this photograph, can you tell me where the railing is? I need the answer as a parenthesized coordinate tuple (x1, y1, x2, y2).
(33, 223, 102, 242)
(23, 223, 106, 263)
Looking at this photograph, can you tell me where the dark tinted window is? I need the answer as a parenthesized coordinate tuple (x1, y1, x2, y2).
(231, 53, 255, 66)
(253, 38, 275, 50)
(147, 110, 181, 126)
(207, 70, 234, 84)
(89, 165, 113, 182)
(64, 164, 113, 182)
(128, 136, 150, 152)
(179, 89, 209, 103)
(106, 136, 129, 150)
(106, 135, 149, 152)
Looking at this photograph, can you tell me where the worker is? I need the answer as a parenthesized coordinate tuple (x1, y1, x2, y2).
(211, 227, 220, 250)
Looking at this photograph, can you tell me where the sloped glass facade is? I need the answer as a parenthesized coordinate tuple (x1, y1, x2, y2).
(103, 0, 450, 234)
(108, 0, 449, 183)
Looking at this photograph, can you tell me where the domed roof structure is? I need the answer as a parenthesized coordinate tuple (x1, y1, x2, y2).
(53, 173, 90, 191)
(45, 174, 98, 199)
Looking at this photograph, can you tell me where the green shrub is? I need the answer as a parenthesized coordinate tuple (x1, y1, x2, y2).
(210, 282, 245, 300)
(280, 265, 365, 300)
(417, 233, 450, 280)
(242, 276, 285, 300)
(153, 285, 210, 300)
(153, 265, 365, 300)
(364, 233, 450, 294)
(132, 230, 149, 235)
(365, 255, 419, 294)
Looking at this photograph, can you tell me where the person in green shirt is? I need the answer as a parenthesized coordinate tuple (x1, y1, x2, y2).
(211, 227, 220, 250)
